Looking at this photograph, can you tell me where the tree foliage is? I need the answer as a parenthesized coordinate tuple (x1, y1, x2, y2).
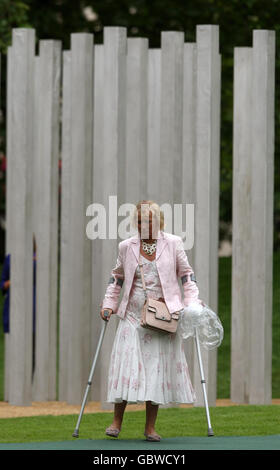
(0, 0, 30, 51)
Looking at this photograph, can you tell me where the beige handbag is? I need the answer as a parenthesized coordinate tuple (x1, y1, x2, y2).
(139, 254, 180, 335)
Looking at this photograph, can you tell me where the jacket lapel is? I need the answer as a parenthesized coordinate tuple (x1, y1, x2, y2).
(130, 230, 167, 263)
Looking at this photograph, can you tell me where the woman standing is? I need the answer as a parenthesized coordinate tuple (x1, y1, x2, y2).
(100, 200, 204, 441)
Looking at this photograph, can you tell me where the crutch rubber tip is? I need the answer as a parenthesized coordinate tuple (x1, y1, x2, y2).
(72, 430, 79, 438)
(208, 428, 214, 437)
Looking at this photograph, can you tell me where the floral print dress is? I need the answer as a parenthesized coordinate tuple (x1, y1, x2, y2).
(106, 253, 197, 405)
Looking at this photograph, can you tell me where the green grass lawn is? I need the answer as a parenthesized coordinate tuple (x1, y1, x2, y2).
(0, 405, 280, 443)
(0, 252, 279, 401)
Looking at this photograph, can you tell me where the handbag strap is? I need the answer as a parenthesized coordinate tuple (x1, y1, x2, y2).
(138, 250, 148, 297)
(139, 250, 180, 321)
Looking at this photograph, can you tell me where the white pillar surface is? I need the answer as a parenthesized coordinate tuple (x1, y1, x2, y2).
(90, 44, 104, 402)
(5, 24, 275, 408)
(126, 38, 148, 205)
(147, 49, 161, 201)
(58, 50, 72, 401)
(231, 47, 253, 403)
(67, 33, 94, 404)
(181, 42, 197, 384)
(249, 30, 275, 404)
(100, 27, 127, 410)
(32, 54, 40, 396)
(193, 25, 221, 407)
(8, 28, 35, 405)
(32, 40, 61, 401)
(159, 31, 184, 206)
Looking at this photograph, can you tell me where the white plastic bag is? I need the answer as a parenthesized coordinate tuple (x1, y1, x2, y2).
(177, 301, 224, 350)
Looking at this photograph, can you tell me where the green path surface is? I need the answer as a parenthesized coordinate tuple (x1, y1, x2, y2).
(0, 435, 279, 450)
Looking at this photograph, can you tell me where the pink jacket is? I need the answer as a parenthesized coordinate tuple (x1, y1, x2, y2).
(101, 230, 202, 319)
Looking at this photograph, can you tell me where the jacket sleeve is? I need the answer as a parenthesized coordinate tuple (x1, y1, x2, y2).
(101, 242, 125, 313)
(175, 237, 203, 307)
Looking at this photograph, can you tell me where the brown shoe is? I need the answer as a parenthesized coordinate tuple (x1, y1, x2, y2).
(105, 426, 121, 438)
(144, 431, 161, 442)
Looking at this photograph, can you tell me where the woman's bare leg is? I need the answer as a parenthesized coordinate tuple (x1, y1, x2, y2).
(111, 400, 127, 429)
(145, 401, 159, 434)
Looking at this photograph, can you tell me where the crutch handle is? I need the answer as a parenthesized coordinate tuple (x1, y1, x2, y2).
(100, 308, 113, 321)
(103, 309, 110, 321)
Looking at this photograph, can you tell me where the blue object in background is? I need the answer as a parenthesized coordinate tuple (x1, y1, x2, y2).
(0, 253, 36, 334)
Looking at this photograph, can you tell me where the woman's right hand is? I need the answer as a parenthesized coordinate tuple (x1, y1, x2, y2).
(100, 307, 113, 322)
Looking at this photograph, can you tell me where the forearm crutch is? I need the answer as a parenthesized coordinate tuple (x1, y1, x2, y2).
(72, 312, 109, 438)
(194, 326, 214, 437)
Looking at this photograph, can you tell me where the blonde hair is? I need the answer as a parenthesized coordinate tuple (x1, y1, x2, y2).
(131, 200, 165, 232)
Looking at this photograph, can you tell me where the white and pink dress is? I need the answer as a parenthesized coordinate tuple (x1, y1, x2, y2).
(106, 253, 197, 406)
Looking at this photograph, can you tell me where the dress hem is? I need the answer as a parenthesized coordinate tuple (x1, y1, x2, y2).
(106, 398, 196, 406)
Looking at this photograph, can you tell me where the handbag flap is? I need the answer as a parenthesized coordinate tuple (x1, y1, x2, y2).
(147, 298, 172, 322)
